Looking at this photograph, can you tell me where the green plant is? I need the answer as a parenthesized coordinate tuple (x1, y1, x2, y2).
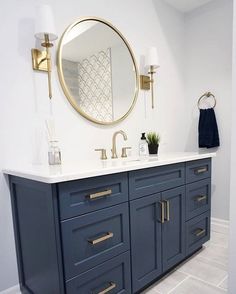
(146, 132, 160, 145)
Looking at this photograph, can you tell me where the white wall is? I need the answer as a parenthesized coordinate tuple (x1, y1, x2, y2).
(0, 0, 186, 290)
(229, 1, 236, 292)
(184, 0, 233, 220)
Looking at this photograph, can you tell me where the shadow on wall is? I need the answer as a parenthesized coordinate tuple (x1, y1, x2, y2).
(151, 0, 184, 75)
(17, 18, 35, 60)
(184, 104, 199, 151)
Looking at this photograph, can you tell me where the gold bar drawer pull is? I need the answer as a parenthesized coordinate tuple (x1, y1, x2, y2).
(194, 167, 207, 174)
(88, 232, 114, 245)
(195, 195, 207, 202)
(159, 201, 165, 223)
(164, 200, 170, 222)
(194, 228, 206, 237)
(94, 282, 116, 294)
(89, 189, 112, 200)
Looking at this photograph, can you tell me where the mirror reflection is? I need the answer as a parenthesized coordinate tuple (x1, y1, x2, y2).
(58, 19, 138, 125)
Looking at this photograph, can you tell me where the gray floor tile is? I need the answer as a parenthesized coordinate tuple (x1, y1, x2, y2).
(211, 223, 229, 235)
(198, 244, 228, 267)
(141, 224, 229, 294)
(177, 255, 227, 285)
(209, 231, 229, 248)
(149, 270, 188, 294)
(142, 289, 159, 294)
(219, 276, 228, 290)
(170, 277, 227, 294)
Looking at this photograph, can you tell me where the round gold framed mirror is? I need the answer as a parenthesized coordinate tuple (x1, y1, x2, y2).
(57, 17, 139, 125)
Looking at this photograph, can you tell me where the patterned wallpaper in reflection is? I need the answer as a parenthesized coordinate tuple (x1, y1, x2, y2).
(78, 49, 113, 122)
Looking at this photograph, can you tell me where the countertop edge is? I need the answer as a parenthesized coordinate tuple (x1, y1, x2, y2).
(3, 153, 216, 184)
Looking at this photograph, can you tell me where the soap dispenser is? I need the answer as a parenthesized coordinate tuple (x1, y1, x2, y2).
(139, 133, 148, 157)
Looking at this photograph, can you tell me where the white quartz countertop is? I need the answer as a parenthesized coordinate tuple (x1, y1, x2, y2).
(3, 152, 216, 184)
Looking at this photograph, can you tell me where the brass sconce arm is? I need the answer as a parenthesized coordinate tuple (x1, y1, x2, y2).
(149, 65, 156, 109)
(44, 34, 53, 99)
(140, 65, 156, 109)
(31, 33, 54, 99)
(140, 47, 160, 109)
(31, 3, 58, 101)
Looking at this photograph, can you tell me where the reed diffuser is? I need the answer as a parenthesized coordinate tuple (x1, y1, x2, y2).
(45, 118, 61, 165)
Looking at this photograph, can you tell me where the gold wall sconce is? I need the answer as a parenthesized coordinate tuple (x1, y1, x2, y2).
(140, 47, 160, 109)
(31, 5, 58, 99)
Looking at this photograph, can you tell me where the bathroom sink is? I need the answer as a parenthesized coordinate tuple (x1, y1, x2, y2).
(124, 156, 159, 163)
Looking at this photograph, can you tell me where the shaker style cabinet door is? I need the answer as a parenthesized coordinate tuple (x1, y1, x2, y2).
(162, 186, 186, 272)
(130, 193, 162, 293)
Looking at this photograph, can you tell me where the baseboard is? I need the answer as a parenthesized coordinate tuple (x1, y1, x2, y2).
(211, 217, 230, 227)
(0, 285, 20, 294)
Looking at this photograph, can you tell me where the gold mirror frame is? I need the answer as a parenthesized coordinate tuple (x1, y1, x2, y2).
(57, 17, 139, 125)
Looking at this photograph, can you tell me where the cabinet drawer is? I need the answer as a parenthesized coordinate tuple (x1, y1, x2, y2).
(66, 252, 131, 294)
(186, 159, 211, 184)
(186, 179, 211, 220)
(129, 163, 185, 200)
(186, 211, 210, 255)
(61, 203, 130, 279)
(58, 173, 128, 220)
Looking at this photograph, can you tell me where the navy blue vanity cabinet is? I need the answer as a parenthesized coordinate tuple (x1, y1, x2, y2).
(130, 187, 185, 292)
(129, 163, 185, 200)
(58, 172, 128, 219)
(186, 178, 211, 220)
(162, 186, 186, 272)
(9, 173, 131, 294)
(185, 159, 211, 257)
(186, 158, 211, 184)
(9, 177, 65, 294)
(130, 193, 162, 292)
(8, 157, 212, 294)
(186, 211, 210, 255)
(66, 251, 131, 293)
(61, 203, 130, 279)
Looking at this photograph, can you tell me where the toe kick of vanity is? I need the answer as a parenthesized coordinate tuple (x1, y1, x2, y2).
(7, 157, 212, 294)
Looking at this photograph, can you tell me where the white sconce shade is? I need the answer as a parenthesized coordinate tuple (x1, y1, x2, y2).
(32, 4, 58, 99)
(145, 47, 160, 69)
(35, 4, 58, 41)
(140, 46, 160, 109)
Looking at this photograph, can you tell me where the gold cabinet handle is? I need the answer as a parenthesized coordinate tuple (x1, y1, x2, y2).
(163, 200, 170, 221)
(159, 201, 165, 223)
(194, 228, 206, 237)
(93, 282, 116, 294)
(195, 195, 207, 202)
(88, 189, 112, 200)
(194, 167, 207, 174)
(88, 232, 114, 245)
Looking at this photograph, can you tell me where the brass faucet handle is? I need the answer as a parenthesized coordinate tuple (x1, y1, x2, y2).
(95, 149, 107, 160)
(121, 147, 132, 158)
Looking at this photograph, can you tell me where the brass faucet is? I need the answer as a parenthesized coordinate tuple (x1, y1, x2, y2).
(111, 130, 127, 159)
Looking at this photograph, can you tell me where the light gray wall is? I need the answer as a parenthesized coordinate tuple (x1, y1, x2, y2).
(184, 0, 233, 220)
(229, 1, 236, 292)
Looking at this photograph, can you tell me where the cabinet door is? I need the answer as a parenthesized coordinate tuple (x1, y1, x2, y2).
(162, 187, 186, 272)
(130, 193, 162, 293)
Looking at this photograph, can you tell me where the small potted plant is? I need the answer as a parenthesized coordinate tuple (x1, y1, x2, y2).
(146, 132, 160, 155)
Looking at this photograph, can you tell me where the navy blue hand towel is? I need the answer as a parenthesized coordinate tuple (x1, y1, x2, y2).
(198, 108, 220, 148)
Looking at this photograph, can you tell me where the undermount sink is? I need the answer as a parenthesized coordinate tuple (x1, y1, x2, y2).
(123, 156, 159, 163)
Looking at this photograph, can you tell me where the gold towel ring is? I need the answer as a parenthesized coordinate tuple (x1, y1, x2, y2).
(198, 92, 216, 109)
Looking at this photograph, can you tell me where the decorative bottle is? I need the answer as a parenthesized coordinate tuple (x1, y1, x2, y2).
(48, 140, 61, 165)
(139, 133, 148, 157)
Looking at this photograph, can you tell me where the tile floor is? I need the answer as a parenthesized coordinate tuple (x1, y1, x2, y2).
(142, 221, 229, 294)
